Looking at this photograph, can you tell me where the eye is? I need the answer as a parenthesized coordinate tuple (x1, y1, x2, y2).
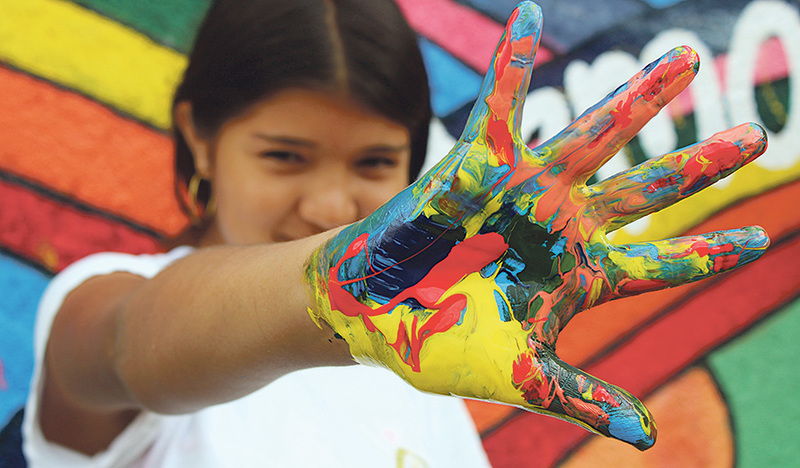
(355, 156, 401, 180)
(356, 156, 398, 169)
(260, 151, 306, 164)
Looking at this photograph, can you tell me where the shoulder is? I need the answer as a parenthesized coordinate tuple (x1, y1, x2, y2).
(42, 248, 193, 312)
(32, 247, 194, 361)
(55, 247, 194, 286)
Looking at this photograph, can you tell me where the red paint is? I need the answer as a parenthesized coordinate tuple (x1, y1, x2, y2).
(633, 73, 664, 104)
(681, 140, 742, 193)
(574, 373, 620, 410)
(672, 240, 734, 259)
(563, 394, 609, 425)
(328, 231, 508, 371)
(484, 12, 524, 171)
(486, 117, 516, 168)
(617, 278, 670, 295)
(610, 98, 634, 128)
(590, 381, 620, 407)
(713, 252, 741, 272)
(512, 351, 551, 404)
(645, 175, 679, 193)
(388, 294, 467, 371)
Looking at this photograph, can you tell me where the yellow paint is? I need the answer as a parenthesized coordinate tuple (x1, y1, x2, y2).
(390, 270, 530, 403)
(695, 154, 713, 172)
(608, 244, 710, 280)
(0, 0, 186, 129)
(396, 448, 429, 468)
(585, 277, 604, 308)
(307, 246, 534, 406)
(608, 250, 654, 279)
(639, 411, 653, 437)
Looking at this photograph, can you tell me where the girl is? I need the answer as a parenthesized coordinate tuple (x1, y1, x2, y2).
(24, 0, 769, 465)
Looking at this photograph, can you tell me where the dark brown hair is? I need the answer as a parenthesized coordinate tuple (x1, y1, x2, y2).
(172, 0, 431, 226)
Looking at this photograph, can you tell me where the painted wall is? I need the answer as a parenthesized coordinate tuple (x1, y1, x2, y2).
(1, 0, 798, 466)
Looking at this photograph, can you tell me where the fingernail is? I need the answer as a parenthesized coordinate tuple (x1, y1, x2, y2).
(711, 226, 770, 272)
(740, 123, 768, 163)
(509, 1, 543, 42)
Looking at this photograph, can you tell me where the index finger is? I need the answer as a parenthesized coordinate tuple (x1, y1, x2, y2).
(461, 1, 543, 154)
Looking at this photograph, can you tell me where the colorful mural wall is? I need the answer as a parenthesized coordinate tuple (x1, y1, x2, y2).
(1, 0, 798, 466)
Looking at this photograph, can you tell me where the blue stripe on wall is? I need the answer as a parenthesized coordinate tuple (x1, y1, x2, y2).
(0, 253, 51, 427)
(418, 37, 483, 118)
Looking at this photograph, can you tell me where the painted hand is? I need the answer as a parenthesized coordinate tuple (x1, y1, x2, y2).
(305, 1, 768, 450)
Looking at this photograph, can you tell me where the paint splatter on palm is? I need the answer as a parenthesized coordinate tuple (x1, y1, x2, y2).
(306, 1, 768, 450)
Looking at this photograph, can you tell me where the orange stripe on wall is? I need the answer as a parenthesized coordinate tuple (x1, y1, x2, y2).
(0, 65, 188, 236)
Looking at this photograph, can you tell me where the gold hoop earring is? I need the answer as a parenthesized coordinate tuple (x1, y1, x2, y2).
(187, 173, 216, 226)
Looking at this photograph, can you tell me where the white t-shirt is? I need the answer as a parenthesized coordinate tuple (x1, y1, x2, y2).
(23, 248, 491, 468)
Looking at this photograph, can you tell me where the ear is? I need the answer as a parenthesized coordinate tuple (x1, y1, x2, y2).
(174, 101, 213, 179)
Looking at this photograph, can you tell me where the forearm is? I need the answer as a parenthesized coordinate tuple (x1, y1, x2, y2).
(112, 232, 352, 414)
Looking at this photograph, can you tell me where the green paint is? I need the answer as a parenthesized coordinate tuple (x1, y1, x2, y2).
(505, 215, 563, 289)
(708, 297, 800, 467)
(70, 0, 212, 54)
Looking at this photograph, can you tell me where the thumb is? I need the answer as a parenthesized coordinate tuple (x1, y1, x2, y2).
(513, 342, 657, 450)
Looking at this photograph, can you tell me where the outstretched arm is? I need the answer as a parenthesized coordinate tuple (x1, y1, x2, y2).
(305, 1, 768, 450)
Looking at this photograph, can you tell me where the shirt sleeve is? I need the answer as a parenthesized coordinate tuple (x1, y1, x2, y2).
(22, 248, 193, 468)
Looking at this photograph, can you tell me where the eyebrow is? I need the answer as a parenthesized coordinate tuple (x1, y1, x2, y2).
(254, 133, 410, 153)
(254, 134, 317, 148)
(361, 143, 411, 153)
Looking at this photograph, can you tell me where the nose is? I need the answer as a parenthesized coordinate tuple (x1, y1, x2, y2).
(297, 177, 359, 232)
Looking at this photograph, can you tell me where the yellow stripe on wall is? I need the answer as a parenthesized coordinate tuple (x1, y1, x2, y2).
(0, 0, 186, 130)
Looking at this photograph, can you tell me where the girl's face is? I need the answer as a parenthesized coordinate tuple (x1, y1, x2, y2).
(183, 89, 412, 246)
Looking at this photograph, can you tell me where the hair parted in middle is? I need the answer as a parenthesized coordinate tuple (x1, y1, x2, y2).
(172, 0, 432, 222)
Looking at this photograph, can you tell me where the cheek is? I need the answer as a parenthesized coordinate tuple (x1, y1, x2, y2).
(216, 176, 294, 234)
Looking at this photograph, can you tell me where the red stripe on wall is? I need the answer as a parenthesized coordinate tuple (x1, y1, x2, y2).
(395, 0, 553, 73)
(0, 65, 188, 236)
(0, 176, 162, 273)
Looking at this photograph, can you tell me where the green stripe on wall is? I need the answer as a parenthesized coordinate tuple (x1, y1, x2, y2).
(69, 0, 211, 54)
(708, 297, 800, 467)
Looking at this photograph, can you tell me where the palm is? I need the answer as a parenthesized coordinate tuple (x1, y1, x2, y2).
(306, 1, 768, 450)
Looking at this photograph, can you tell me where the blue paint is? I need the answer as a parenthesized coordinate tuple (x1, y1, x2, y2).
(340, 215, 465, 304)
(494, 290, 512, 321)
(480, 261, 499, 278)
(549, 237, 567, 256)
(640, 0, 685, 8)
